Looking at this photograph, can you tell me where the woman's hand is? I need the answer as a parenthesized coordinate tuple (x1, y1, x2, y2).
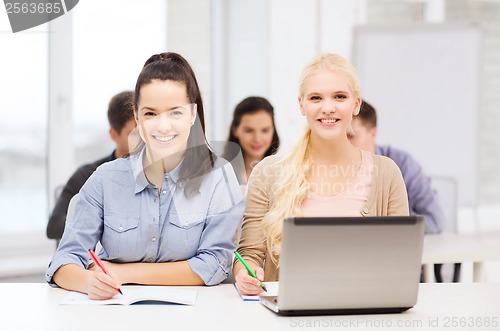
(86, 266, 122, 300)
(235, 267, 265, 296)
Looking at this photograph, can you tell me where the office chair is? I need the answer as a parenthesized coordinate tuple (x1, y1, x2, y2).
(66, 193, 80, 225)
(430, 175, 461, 282)
(54, 184, 64, 201)
(53, 192, 81, 248)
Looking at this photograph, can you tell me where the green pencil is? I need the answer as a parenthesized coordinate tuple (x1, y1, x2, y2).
(234, 251, 267, 292)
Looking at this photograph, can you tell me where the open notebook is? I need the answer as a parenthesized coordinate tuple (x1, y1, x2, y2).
(60, 286, 197, 305)
(234, 282, 279, 301)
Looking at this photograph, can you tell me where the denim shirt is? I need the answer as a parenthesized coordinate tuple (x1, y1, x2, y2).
(46, 148, 245, 286)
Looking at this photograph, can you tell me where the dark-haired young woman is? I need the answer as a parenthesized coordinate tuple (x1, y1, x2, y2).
(47, 52, 244, 299)
(223, 96, 280, 184)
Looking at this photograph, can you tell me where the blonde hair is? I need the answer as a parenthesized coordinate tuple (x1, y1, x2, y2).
(262, 53, 360, 266)
(299, 53, 361, 99)
(261, 128, 312, 265)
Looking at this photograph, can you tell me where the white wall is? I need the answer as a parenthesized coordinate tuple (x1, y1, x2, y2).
(364, 0, 500, 205)
(353, 24, 481, 207)
(167, 0, 212, 137)
(227, 0, 270, 121)
(445, 0, 500, 204)
(219, 0, 364, 153)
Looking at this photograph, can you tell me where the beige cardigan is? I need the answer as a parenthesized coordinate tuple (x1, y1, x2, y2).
(235, 153, 409, 281)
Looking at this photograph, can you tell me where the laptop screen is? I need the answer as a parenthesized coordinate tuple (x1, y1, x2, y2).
(277, 216, 425, 311)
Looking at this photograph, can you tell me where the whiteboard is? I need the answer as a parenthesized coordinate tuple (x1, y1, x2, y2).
(352, 23, 481, 207)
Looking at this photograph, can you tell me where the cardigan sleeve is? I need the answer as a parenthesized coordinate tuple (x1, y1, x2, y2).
(387, 158, 410, 216)
(234, 156, 277, 269)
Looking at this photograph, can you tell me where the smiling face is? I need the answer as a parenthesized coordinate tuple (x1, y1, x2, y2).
(299, 69, 361, 142)
(233, 110, 274, 160)
(135, 79, 196, 161)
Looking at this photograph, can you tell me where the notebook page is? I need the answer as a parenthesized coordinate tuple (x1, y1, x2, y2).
(60, 286, 197, 305)
(234, 281, 279, 301)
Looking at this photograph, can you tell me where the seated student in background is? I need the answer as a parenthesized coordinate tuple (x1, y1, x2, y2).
(234, 53, 409, 295)
(222, 96, 280, 184)
(348, 100, 444, 234)
(46, 52, 244, 299)
(46, 91, 136, 242)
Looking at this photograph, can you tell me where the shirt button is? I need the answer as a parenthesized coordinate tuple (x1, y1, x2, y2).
(118, 226, 123, 231)
(184, 223, 189, 228)
(151, 237, 157, 242)
(148, 257, 153, 262)
(162, 190, 167, 195)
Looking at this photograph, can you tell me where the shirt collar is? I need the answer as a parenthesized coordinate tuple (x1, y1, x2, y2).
(131, 147, 183, 194)
(168, 158, 182, 184)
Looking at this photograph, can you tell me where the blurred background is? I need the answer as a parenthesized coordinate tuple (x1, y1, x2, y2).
(1, 0, 499, 281)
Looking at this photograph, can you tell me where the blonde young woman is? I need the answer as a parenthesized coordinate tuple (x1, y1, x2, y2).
(234, 53, 409, 295)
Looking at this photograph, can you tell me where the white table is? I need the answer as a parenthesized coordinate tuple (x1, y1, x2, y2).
(422, 233, 500, 282)
(1, 283, 499, 331)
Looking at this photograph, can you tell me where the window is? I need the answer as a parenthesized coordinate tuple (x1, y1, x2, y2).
(72, 0, 167, 165)
(0, 1, 167, 277)
(0, 16, 48, 233)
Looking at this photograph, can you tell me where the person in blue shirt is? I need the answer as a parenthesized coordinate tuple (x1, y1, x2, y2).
(46, 52, 244, 299)
(348, 100, 443, 234)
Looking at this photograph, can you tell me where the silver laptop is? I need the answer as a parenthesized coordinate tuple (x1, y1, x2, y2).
(260, 216, 425, 316)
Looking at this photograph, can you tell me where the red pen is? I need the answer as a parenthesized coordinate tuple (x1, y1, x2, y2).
(88, 249, 123, 295)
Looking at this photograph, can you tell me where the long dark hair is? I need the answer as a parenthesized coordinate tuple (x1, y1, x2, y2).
(223, 96, 280, 162)
(130, 52, 215, 196)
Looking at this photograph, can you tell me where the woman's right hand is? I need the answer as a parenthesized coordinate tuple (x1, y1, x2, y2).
(235, 267, 265, 296)
(86, 269, 122, 300)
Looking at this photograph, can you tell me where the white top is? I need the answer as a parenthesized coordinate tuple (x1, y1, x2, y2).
(301, 151, 373, 217)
